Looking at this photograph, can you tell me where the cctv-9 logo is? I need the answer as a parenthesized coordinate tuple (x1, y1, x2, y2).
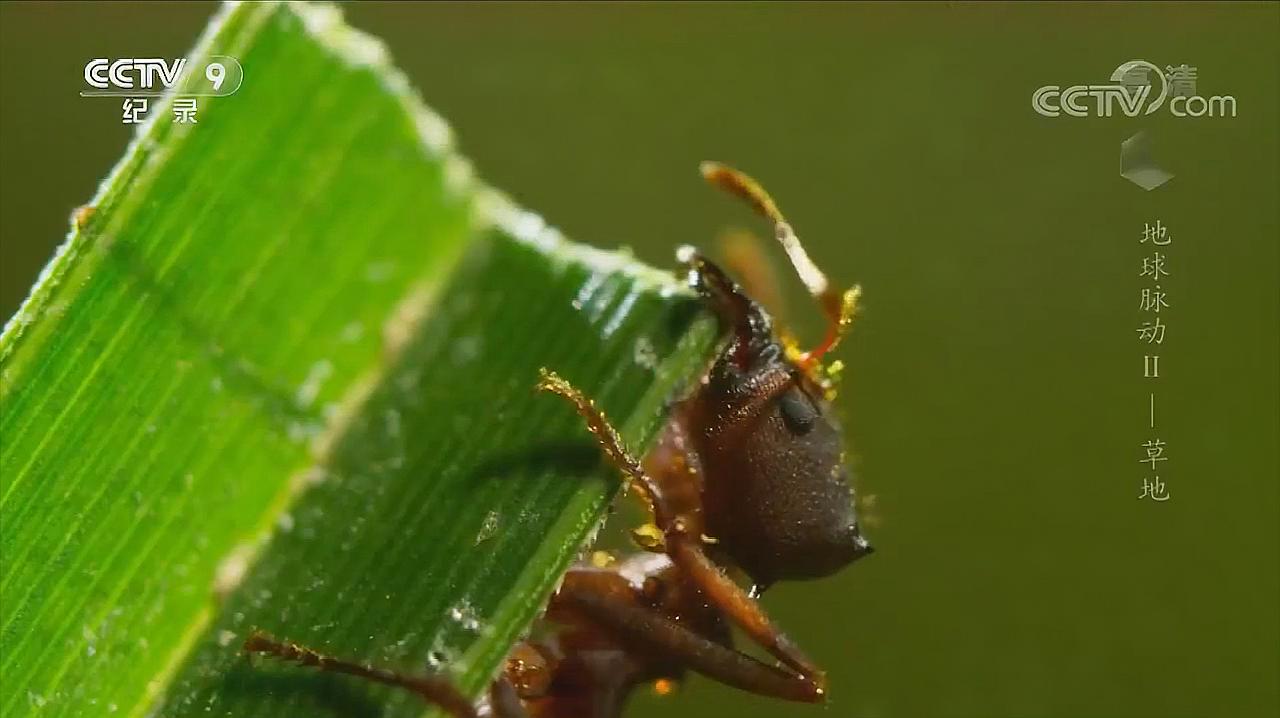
(81, 55, 244, 97)
(199, 57, 243, 95)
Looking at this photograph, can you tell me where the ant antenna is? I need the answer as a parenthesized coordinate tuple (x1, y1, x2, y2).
(699, 162, 859, 369)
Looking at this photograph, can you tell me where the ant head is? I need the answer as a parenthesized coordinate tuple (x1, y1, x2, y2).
(683, 163, 873, 588)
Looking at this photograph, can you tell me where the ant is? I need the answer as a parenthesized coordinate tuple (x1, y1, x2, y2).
(245, 162, 874, 717)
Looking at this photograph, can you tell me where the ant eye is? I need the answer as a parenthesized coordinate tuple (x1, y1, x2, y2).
(778, 389, 818, 435)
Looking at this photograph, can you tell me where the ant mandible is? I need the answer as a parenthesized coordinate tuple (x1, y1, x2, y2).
(246, 162, 874, 717)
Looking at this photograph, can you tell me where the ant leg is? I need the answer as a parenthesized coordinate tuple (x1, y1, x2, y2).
(243, 631, 479, 718)
(701, 161, 860, 367)
(536, 369, 670, 520)
(536, 371, 824, 695)
(551, 567, 822, 703)
(664, 532, 822, 688)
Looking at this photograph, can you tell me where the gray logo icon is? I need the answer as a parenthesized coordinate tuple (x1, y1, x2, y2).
(1121, 131, 1174, 191)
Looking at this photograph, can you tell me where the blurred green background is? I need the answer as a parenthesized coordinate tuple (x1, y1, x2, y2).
(1, 2, 1276, 717)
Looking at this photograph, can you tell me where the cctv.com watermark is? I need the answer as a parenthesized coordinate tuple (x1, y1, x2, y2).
(1032, 60, 1237, 118)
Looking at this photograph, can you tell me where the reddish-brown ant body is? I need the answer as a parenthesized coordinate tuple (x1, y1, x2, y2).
(246, 162, 874, 717)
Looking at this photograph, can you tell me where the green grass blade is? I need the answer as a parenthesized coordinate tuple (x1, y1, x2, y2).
(0, 3, 717, 716)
